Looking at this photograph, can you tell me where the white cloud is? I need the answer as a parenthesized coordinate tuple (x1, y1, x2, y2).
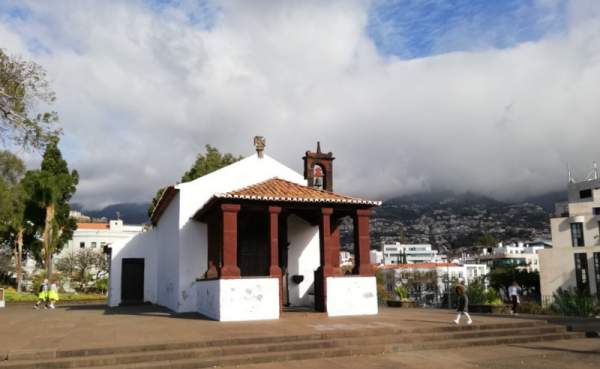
(1, 0, 599, 208)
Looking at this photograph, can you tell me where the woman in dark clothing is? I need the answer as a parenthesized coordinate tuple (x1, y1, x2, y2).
(453, 284, 472, 325)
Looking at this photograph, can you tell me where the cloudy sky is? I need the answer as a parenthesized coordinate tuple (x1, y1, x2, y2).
(1, 0, 599, 209)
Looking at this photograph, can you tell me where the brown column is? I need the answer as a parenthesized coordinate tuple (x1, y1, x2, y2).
(268, 206, 282, 277)
(220, 203, 241, 279)
(330, 222, 341, 271)
(268, 206, 283, 310)
(353, 208, 374, 276)
(315, 208, 343, 312)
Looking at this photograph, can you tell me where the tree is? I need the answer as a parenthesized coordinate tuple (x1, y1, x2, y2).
(147, 145, 242, 217)
(0, 150, 27, 291)
(477, 233, 497, 247)
(55, 248, 108, 291)
(0, 48, 60, 150)
(23, 138, 78, 277)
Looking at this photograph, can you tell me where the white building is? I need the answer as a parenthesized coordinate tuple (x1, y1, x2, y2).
(477, 241, 548, 272)
(539, 173, 600, 300)
(58, 220, 144, 258)
(380, 262, 489, 305)
(370, 249, 383, 265)
(108, 140, 381, 321)
(382, 243, 444, 265)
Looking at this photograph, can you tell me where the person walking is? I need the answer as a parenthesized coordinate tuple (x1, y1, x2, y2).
(508, 281, 521, 315)
(453, 284, 472, 325)
(33, 278, 49, 310)
(48, 280, 59, 309)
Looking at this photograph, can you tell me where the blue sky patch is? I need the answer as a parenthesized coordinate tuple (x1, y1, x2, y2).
(367, 0, 568, 59)
(144, 0, 221, 30)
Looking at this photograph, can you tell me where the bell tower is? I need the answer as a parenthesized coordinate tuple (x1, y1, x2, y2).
(303, 142, 334, 192)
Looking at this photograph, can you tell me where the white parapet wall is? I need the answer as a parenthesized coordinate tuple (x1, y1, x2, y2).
(326, 276, 378, 317)
(196, 277, 280, 321)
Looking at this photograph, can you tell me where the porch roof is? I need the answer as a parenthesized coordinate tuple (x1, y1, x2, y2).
(216, 177, 381, 206)
(193, 177, 381, 220)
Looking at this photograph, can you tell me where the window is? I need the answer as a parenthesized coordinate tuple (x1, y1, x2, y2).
(79, 242, 85, 249)
(580, 189, 592, 200)
(593, 207, 600, 216)
(594, 253, 600, 299)
(571, 223, 584, 247)
(91, 242, 97, 248)
(101, 242, 107, 247)
(574, 253, 589, 293)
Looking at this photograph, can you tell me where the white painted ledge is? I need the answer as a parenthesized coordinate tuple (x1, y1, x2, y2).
(196, 278, 280, 321)
(326, 276, 378, 317)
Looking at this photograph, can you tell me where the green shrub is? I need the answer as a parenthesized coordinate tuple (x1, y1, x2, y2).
(95, 277, 108, 295)
(466, 279, 487, 304)
(485, 288, 503, 305)
(550, 288, 595, 316)
(5, 290, 107, 302)
(519, 302, 549, 315)
(394, 285, 409, 300)
(375, 270, 391, 304)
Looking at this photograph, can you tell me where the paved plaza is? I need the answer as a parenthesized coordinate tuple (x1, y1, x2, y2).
(217, 339, 600, 369)
(0, 304, 598, 368)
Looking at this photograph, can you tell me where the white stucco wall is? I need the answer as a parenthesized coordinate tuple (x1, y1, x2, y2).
(174, 153, 306, 313)
(196, 278, 280, 321)
(195, 279, 220, 320)
(108, 231, 158, 307)
(155, 192, 181, 311)
(326, 276, 378, 317)
(286, 215, 320, 307)
(112, 153, 320, 314)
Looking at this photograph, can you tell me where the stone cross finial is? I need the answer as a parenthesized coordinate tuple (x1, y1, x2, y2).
(254, 136, 266, 158)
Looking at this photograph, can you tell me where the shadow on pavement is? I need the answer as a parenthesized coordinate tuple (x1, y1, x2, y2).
(508, 344, 600, 355)
(63, 303, 213, 321)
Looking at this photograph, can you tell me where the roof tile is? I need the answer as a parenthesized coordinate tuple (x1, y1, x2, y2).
(216, 178, 381, 206)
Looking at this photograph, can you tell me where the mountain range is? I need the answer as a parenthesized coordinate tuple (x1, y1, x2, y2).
(72, 190, 565, 252)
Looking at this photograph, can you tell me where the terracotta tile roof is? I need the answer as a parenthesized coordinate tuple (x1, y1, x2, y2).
(77, 223, 110, 230)
(216, 178, 381, 206)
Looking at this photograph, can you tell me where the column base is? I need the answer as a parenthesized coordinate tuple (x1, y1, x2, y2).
(353, 264, 374, 276)
(220, 265, 241, 279)
(269, 265, 282, 277)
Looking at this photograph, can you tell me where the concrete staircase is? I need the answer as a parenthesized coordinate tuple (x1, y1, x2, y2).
(0, 320, 583, 369)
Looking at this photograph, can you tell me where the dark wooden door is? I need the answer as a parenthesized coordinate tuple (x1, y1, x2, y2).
(238, 211, 269, 277)
(121, 258, 144, 304)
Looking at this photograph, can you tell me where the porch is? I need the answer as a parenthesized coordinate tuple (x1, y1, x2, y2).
(192, 178, 380, 321)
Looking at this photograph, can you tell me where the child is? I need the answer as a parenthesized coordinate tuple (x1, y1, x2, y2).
(453, 284, 472, 325)
(48, 281, 59, 309)
(33, 278, 49, 310)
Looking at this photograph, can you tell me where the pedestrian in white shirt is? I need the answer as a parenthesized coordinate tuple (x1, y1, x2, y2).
(508, 281, 521, 315)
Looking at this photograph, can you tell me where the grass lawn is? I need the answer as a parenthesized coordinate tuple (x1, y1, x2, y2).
(3, 288, 107, 302)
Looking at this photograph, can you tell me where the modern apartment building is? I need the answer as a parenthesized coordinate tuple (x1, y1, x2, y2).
(477, 241, 549, 272)
(382, 243, 444, 265)
(539, 176, 600, 299)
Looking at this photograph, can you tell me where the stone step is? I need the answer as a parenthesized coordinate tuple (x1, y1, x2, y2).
(0, 325, 576, 369)
(4, 320, 547, 362)
(86, 332, 584, 369)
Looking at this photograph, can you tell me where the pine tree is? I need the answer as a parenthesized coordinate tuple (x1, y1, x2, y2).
(23, 137, 78, 276)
